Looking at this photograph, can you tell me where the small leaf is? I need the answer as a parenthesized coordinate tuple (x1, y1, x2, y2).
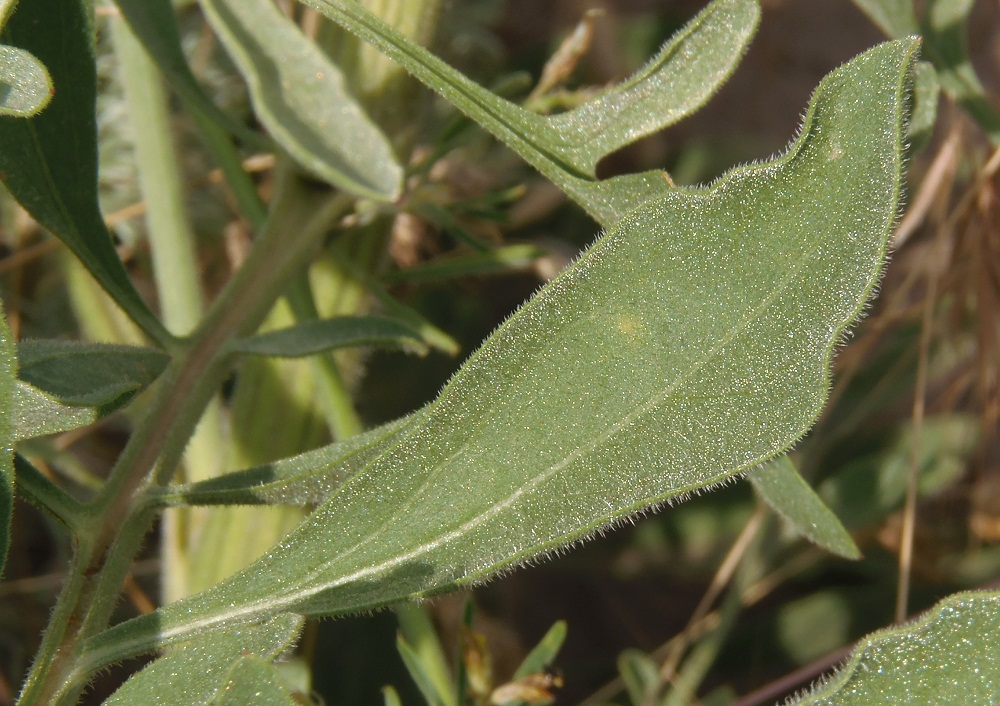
(103, 614, 303, 705)
(153, 411, 424, 507)
(512, 620, 567, 680)
(850, 0, 919, 37)
(18, 340, 169, 412)
(301, 0, 760, 227)
(12, 381, 96, 441)
(617, 649, 660, 706)
(199, 0, 403, 200)
(748, 456, 860, 560)
(207, 657, 301, 706)
(111, 0, 263, 148)
(85, 38, 919, 664)
(0, 44, 52, 116)
(791, 590, 1000, 705)
(382, 245, 545, 284)
(397, 633, 452, 706)
(0, 0, 170, 344)
(0, 304, 15, 576)
(906, 61, 939, 147)
(230, 316, 426, 358)
(382, 686, 404, 706)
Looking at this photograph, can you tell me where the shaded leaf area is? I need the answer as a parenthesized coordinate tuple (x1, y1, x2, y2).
(301, 0, 760, 227)
(792, 590, 1000, 705)
(103, 614, 302, 706)
(0, 44, 52, 116)
(111, 0, 263, 148)
(199, 0, 402, 200)
(0, 305, 15, 576)
(748, 457, 860, 559)
(230, 316, 427, 358)
(84, 38, 917, 666)
(0, 0, 169, 344)
(17, 340, 169, 412)
(153, 412, 424, 507)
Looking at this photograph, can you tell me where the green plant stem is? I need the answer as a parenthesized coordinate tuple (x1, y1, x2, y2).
(17, 167, 352, 706)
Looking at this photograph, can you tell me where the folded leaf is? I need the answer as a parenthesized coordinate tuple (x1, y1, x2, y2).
(103, 614, 302, 706)
(85, 37, 918, 665)
(0, 304, 15, 576)
(230, 316, 426, 358)
(18, 340, 169, 412)
(748, 456, 860, 559)
(791, 590, 1000, 705)
(0, 0, 170, 344)
(199, 0, 403, 200)
(301, 0, 760, 227)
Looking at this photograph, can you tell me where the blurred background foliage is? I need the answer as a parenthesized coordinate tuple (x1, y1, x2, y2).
(1, 0, 1000, 704)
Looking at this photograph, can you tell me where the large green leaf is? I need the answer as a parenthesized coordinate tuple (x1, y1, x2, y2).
(0, 0, 169, 344)
(791, 590, 1000, 705)
(0, 304, 15, 576)
(83, 38, 917, 666)
(199, 0, 402, 200)
(103, 614, 302, 705)
(300, 0, 760, 228)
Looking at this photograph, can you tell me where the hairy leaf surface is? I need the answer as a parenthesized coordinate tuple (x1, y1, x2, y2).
(792, 590, 1000, 705)
(0, 304, 14, 575)
(0, 44, 51, 116)
(86, 38, 918, 663)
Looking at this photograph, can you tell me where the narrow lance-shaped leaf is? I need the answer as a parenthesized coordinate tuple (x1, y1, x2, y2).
(0, 0, 170, 344)
(748, 456, 860, 559)
(199, 0, 403, 200)
(0, 303, 15, 576)
(85, 38, 919, 665)
(229, 316, 426, 358)
(299, 0, 760, 227)
(790, 590, 1000, 705)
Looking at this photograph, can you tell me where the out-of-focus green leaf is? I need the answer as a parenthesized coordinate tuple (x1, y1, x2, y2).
(301, 0, 760, 227)
(198, 0, 402, 200)
(382, 245, 545, 284)
(748, 456, 860, 559)
(0, 304, 15, 576)
(850, 0, 918, 37)
(0, 0, 170, 344)
(17, 340, 169, 412)
(777, 591, 853, 665)
(906, 61, 939, 147)
(12, 381, 96, 441)
(103, 614, 302, 706)
(230, 316, 426, 358)
(0, 44, 51, 116)
(206, 657, 300, 706)
(111, 0, 262, 148)
(792, 590, 1000, 705)
(618, 649, 659, 706)
(152, 411, 424, 507)
(512, 620, 567, 680)
(83, 39, 918, 664)
(819, 415, 977, 529)
(396, 632, 453, 706)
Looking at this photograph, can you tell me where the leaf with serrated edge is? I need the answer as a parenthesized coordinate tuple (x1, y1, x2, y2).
(791, 590, 1000, 705)
(0, 0, 169, 344)
(299, 0, 759, 228)
(748, 456, 860, 559)
(85, 38, 917, 665)
(103, 614, 302, 705)
(199, 0, 402, 200)
(0, 304, 15, 576)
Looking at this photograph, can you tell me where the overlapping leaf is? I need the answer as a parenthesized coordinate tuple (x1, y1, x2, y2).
(84, 38, 918, 666)
(792, 590, 1000, 705)
(300, 0, 761, 227)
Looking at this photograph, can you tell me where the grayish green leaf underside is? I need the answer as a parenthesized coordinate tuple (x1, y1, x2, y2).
(299, 0, 760, 228)
(748, 457, 860, 559)
(792, 590, 1000, 705)
(12, 382, 95, 441)
(86, 38, 918, 665)
(102, 614, 302, 705)
(199, 0, 402, 200)
(205, 658, 300, 706)
(0, 44, 51, 116)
